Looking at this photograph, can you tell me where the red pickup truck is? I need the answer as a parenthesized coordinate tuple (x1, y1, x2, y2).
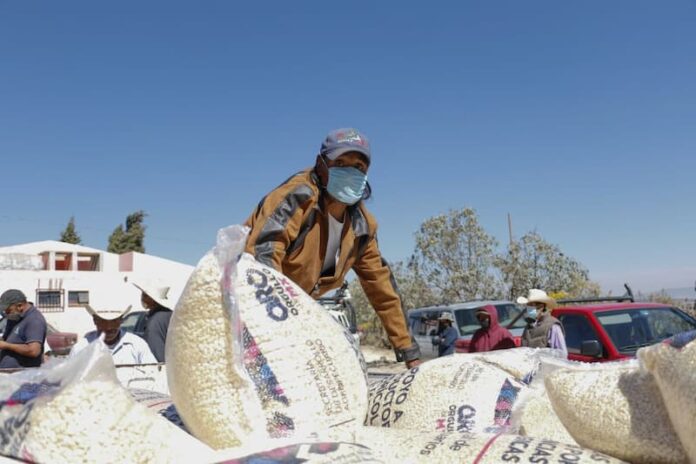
(551, 302, 696, 362)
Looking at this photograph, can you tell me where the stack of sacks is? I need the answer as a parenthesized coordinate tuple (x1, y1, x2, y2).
(365, 355, 530, 433)
(638, 331, 696, 463)
(325, 427, 627, 464)
(544, 360, 687, 464)
(167, 225, 368, 451)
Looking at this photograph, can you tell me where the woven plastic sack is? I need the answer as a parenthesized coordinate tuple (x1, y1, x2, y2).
(330, 427, 626, 464)
(545, 362, 687, 464)
(468, 347, 564, 384)
(638, 334, 696, 463)
(0, 339, 213, 463)
(366, 355, 530, 433)
(129, 388, 188, 433)
(167, 225, 368, 450)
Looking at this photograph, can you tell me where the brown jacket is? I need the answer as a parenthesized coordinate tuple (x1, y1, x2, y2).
(244, 168, 420, 362)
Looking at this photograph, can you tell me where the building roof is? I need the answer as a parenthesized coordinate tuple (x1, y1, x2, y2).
(0, 240, 108, 255)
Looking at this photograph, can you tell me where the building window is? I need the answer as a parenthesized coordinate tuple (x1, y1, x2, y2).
(68, 291, 89, 307)
(36, 290, 64, 312)
(54, 253, 73, 271)
(77, 253, 100, 271)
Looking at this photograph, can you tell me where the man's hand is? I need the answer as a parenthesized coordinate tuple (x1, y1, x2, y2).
(0, 340, 7, 350)
(405, 358, 422, 369)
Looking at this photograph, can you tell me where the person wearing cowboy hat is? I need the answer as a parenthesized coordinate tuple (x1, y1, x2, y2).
(70, 305, 156, 365)
(132, 281, 173, 363)
(431, 312, 458, 357)
(517, 289, 567, 358)
(244, 128, 421, 369)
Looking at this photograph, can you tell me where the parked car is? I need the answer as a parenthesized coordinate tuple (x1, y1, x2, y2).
(0, 316, 78, 356)
(552, 302, 696, 362)
(121, 310, 147, 339)
(408, 301, 528, 359)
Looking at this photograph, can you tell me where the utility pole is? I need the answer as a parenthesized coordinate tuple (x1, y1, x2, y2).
(507, 213, 513, 245)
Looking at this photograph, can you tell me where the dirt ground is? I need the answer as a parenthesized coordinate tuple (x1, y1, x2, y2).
(360, 344, 409, 376)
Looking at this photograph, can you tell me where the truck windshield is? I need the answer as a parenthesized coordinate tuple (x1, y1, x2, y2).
(597, 307, 696, 354)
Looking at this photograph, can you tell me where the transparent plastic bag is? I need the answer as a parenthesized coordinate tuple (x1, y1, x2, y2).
(0, 339, 213, 463)
(167, 225, 368, 450)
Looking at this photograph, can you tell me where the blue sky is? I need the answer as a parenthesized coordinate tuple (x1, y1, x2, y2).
(1, 1, 695, 294)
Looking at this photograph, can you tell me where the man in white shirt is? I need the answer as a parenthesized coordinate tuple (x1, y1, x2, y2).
(70, 305, 156, 365)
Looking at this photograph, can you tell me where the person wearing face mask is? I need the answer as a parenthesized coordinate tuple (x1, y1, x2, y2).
(70, 305, 156, 365)
(0, 289, 47, 368)
(244, 128, 421, 368)
(468, 305, 516, 353)
(517, 289, 567, 358)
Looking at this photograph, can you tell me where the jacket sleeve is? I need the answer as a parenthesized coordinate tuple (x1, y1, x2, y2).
(352, 235, 421, 363)
(244, 181, 314, 271)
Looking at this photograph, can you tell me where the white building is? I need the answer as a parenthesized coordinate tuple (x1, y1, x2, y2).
(0, 241, 194, 338)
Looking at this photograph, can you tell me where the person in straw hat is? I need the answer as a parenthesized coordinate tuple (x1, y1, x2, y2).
(517, 289, 567, 358)
(70, 305, 156, 365)
(132, 281, 172, 363)
(431, 312, 459, 357)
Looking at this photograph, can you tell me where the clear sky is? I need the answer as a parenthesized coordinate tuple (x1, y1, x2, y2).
(1, 1, 695, 295)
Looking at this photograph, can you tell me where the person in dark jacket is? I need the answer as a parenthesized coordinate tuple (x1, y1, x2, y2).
(432, 312, 458, 356)
(468, 305, 516, 353)
(0, 289, 47, 368)
(133, 282, 172, 362)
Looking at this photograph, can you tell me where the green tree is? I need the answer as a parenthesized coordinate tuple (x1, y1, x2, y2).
(410, 208, 501, 302)
(495, 231, 600, 299)
(59, 216, 82, 244)
(348, 260, 438, 347)
(107, 210, 147, 253)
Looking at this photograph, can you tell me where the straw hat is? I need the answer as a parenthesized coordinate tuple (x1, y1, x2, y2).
(438, 312, 455, 323)
(516, 289, 556, 307)
(85, 304, 132, 321)
(132, 281, 172, 308)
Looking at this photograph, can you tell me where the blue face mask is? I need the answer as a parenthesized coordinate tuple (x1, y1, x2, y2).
(526, 308, 538, 320)
(326, 166, 368, 205)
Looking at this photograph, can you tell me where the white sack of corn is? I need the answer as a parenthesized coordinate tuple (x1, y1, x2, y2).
(129, 388, 188, 433)
(213, 441, 383, 464)
(638, 332, 696, 463)
(545, 363, 687, 464)
(167, 225, 368, 450)
(514, 390, 578, 446)
(330, 427, 626, 464)
(468, 347, 564, 383)
(366, 355, 530, 433)
(0, 339, 213, 464)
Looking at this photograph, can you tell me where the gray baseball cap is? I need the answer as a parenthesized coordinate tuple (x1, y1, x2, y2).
(0, 289, 27, 312)
(320, 128, 371, 163)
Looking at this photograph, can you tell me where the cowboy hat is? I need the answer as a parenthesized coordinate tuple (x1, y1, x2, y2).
(438, 312, 455, 323)
(132, 281, 171, 308)
(516, 289, 556, 307)
(85, 304, 132, 321)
